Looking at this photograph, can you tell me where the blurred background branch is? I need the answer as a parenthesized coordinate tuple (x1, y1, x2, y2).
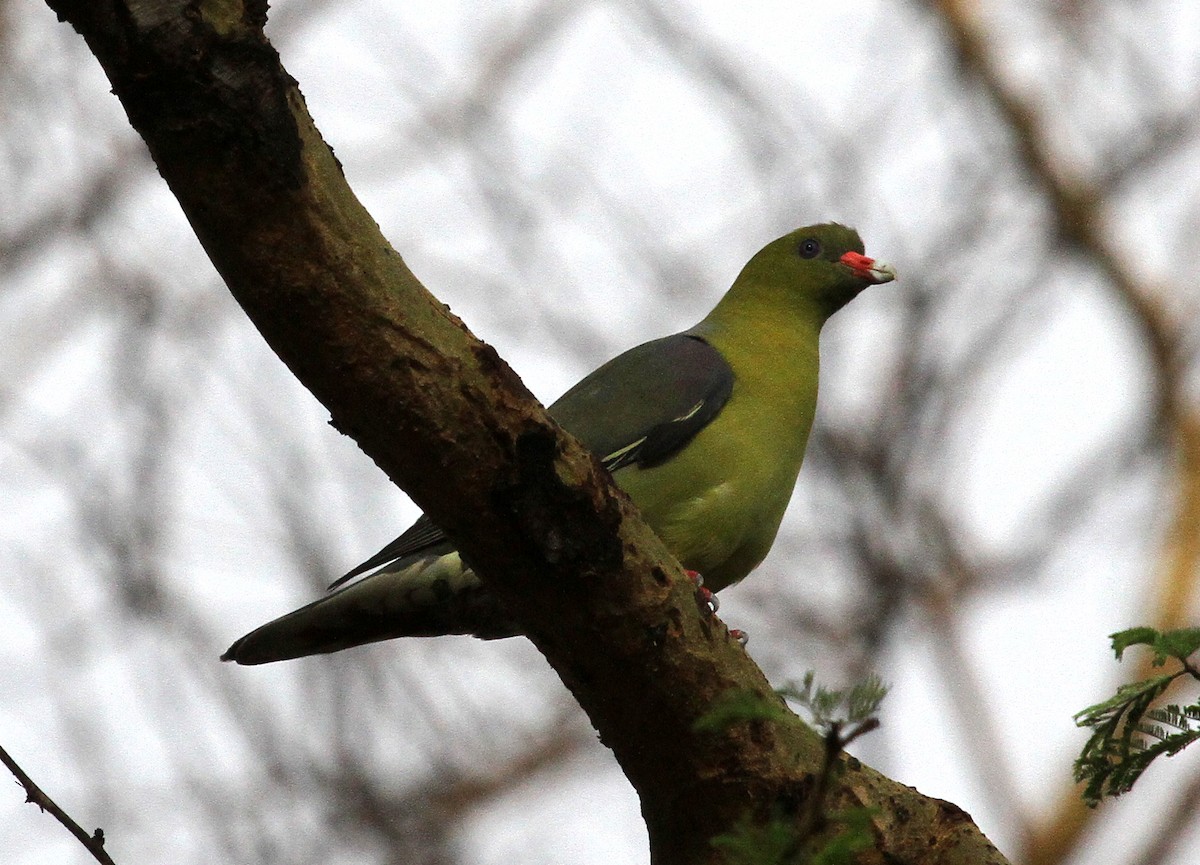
(4, 1, 1199, 863)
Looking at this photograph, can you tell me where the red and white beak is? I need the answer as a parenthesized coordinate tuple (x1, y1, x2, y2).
(839, 251, 897, 284)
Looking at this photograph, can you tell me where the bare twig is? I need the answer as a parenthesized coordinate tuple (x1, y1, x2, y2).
(0, 743, 118, 865)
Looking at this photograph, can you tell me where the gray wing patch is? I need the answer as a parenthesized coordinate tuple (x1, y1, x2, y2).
(600, 393, 727, 472)
(550, 333, 734, 472)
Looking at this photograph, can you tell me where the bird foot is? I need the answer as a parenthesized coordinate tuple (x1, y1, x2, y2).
(685, 571, 748, 646)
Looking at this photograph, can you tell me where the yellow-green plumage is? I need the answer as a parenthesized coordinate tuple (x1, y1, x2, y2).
(222, 223, 894, 664)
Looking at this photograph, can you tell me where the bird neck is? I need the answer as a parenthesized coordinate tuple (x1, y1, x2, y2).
(692, 280, 827, 358)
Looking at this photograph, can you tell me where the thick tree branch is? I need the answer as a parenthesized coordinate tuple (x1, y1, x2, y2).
(43, 1, 1009, 862)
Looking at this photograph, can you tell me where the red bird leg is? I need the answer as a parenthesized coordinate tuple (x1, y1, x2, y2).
(686, 571, 747, 644)
(685, 570, 719, 614)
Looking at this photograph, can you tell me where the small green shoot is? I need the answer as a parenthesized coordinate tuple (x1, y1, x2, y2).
(778, 671, 888, 747)
(699, 672, 888, 864)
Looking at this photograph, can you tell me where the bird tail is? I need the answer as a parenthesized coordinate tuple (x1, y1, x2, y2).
(220, 551, 519, 665)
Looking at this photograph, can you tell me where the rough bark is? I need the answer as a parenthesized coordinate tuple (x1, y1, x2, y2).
(42, 1, 1011, 862)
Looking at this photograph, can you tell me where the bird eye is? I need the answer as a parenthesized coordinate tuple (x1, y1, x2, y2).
(798, 238, 821, 259)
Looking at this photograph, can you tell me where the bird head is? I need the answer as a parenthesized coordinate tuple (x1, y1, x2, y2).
(729, 222, 896, 322)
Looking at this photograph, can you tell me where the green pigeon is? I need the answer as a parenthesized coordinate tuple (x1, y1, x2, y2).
(222, 223, 895, 664)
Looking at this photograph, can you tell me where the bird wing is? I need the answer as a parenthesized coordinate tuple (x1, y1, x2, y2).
(329, 515, 448, 588)
(550, 333, 734, 472)
(330, 333, 733, 589)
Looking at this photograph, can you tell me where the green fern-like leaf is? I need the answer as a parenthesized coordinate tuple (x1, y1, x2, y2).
(1075, 627, 1200, 805)
(1138, 706, 1200, 756)
(1155, 628, 1200, 665)
(1074, 674, 1176, 729)
(1108, 626, 1200, 666)
(1110, 627, 1160, 660)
